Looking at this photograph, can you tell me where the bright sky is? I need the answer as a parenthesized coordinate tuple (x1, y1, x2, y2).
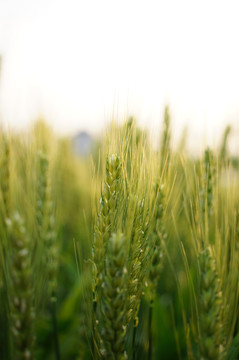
(0, 0, 239, 151)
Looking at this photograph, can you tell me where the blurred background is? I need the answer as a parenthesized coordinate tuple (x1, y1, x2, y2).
(0, 0, 239, 153)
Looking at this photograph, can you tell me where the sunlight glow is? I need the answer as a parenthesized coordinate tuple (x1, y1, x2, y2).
(0, 0, 239, 151)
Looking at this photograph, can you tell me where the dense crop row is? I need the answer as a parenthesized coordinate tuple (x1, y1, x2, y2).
(0, 113, 239, 359)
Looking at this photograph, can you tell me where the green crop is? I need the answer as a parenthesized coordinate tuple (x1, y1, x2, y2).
(0, 114, 239, 360)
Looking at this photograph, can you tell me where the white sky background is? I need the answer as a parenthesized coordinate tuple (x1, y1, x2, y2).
(0, 0, 239, 152)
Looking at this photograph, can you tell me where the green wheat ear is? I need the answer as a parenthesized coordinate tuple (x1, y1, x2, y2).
(200, 148, 216, 219)
(160, 106, 171, 175)
(37, 151, 58, 298)
(93, 153, 122, 300)
(219, 125, 231, 164)
(198, 246, 224, 360)
(126, 195, 145, 323)
(31, 150, 49, 273)
(92, 153, 123, 357)
(33, 150, 57, 306)
(126, 194, 151, 325)
(35, 150, 48, 242)
(6, 212, 35, 360)
(148, 181, 166, 301)
(43, 198, 58, 298)
(100, 232, 128, 360)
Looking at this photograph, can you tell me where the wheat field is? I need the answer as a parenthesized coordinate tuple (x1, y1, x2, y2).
(0, 111, 239, 359)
